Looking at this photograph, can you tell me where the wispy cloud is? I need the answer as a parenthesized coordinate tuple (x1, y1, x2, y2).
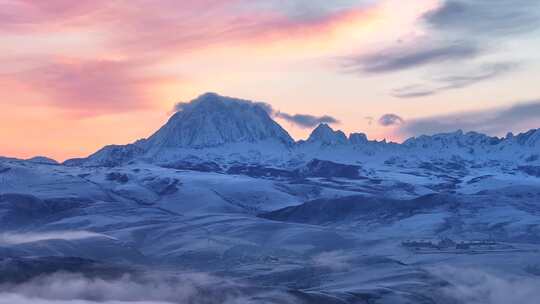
(379, 114, 405, 126)
(259, 100, 341, 129)
(341, 0, 540, 99)
(275, 112, 339, 128)
(174, 94, 340, 129)
(393, 62, 518, 98)
(432, 266, 540, 304)
(0, 0, 378, 56)
(1, 0, 381, 119)
(398, 100, 540, 137)
(344, 41, 480, 74)
(0, 231, 112, 245)
(312, 250, 354, 271)
(424, 0, 540, 37)
(0, 272, 296, 304)
(4, 58, 178, 117)
(0, 1, 110, 31)
(244, 0, 367, 20)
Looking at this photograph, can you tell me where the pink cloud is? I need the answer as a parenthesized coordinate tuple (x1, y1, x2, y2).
(7, 58, 179, 117)
(114, 2, 376, 49)
(0, 0, 110, 31)
(0, 0, 382, 117)
(0, 0, 239, 32)
(1, 0, 376, 54)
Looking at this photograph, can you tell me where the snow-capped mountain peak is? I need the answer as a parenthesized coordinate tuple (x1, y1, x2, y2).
(144, 93, 294, 149)
(349, 133, 369, 145)
(403, 130, 501, 151)
(307, 123, 348, 145)
(512, 129, 540, 148)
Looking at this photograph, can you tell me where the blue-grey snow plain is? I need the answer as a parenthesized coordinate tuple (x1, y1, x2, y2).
(1, 93, 540, 303)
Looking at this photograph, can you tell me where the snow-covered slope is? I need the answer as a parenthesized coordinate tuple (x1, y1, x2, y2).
(1, 156, 540, 304)
(26, 156, 59, 165)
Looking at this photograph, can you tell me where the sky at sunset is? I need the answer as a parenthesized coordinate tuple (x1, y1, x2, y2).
(1, 0, 540, 161)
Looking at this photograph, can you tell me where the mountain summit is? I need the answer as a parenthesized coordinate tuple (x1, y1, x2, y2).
(71, 93, 296, 166)
(307, 123, 348, 145)
(144, 93, 294, 149)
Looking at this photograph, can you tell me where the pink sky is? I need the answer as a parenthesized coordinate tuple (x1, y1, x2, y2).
(1, 0, 539, 161)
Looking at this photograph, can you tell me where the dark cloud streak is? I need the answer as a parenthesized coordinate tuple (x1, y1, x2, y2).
(424, 0, 540, 37)
(276, 112, 339, 128)
(393, 62, 518, 98)
(398, 100, 540, 137)
(342, 0, 540, 92)
(174, 95, 340, 129)
(344, 42, 480, 74)
(379, 114, 404, 126)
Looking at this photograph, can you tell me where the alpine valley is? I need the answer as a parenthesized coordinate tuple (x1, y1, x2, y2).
(1, 93, 540, 304)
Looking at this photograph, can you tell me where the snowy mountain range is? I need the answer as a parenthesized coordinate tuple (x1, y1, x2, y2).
(64, 92, 540, 169)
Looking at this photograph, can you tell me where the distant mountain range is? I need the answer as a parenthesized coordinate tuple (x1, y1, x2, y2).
(60, 92, 539, 168)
